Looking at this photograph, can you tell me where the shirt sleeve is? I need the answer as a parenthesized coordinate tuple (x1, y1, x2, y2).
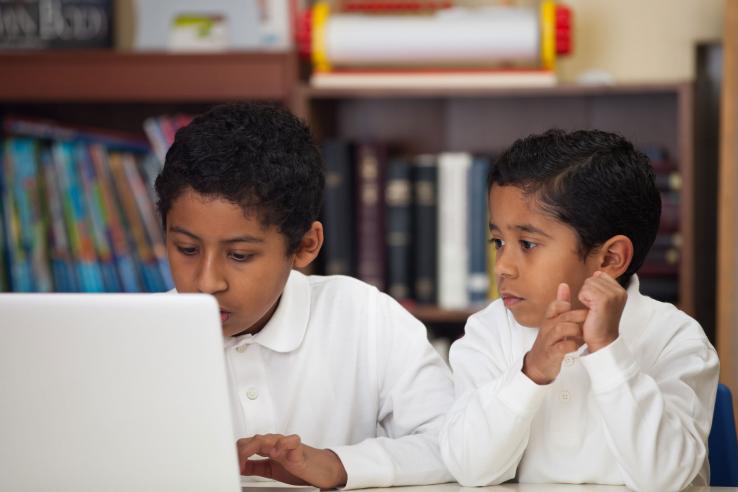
(439, 313, 548, 486)
(580, 322, 720, 492)
(329, 292, 455, 490)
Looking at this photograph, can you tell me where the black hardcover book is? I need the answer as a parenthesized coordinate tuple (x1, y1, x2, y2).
(321, 138, 355, 276)
(385, 157, 412, 301)
(412, 154, 437, 304)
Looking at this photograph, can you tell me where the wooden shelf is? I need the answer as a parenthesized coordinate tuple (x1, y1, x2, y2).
(301, 81, 691, 100)
(0, 51, 297, 103)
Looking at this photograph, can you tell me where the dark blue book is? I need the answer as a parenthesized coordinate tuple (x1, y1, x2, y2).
(321, 139, 355, 276)
(412, 154, 437, 304)
(385, 157, 413, 301)
(468, 156, 491, 305)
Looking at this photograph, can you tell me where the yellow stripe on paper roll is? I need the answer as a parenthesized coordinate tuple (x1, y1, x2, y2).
(540, 0, 556, 70)
(312, 2, 331, 73)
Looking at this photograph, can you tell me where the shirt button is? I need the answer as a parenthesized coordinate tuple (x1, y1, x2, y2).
(246, 388, 259, 400)
(564, 356, 575, 367)
(236, 345, 246, 353)
(560, 390, 571, 401)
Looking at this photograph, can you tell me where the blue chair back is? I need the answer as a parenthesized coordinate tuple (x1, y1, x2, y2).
(709, 383, 738, 486)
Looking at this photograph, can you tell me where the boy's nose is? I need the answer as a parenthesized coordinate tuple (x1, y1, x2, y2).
(196, 258, 227, 294)
(494, 253, 518, 279)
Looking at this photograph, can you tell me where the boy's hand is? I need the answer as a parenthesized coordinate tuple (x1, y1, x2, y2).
(237, 434, 347, 489)
(523, 283, 587, 385)
(577, 271, 627, 353)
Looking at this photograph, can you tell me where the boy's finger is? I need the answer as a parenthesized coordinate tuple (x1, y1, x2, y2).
(555, 338, 584, 355)
(552, 322, 583, 343)
(558, 309, 588, 324)
(238, 435, 279, 461)
(545, 299, 571, 320)
(274, 435, 301, 457)
(557, 283, 571, 303)
(241, 458, 275, 478)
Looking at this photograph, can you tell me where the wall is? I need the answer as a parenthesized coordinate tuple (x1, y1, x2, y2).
(557, 0, 724, 83)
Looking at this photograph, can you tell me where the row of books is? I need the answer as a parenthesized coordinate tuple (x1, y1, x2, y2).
(0, 118, 173, 293)
(320, 139, 684, 309)
(322, 140, 497, 311)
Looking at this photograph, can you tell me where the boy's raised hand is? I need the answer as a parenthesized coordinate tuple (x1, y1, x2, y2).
(578, 271, 627, 353)
(523, 283, 587, 385)
(237, 434, 347, 489)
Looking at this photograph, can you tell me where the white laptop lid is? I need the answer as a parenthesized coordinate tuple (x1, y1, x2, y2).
(0, 293, 241, 492)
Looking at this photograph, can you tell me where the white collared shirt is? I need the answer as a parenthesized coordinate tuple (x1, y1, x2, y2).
(440, 276, 719, 491)
(223, 270, 454, 489)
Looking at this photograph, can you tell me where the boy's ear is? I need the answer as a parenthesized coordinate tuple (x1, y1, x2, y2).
(293, 221, 324, 269)
(597, 234, 634, 278)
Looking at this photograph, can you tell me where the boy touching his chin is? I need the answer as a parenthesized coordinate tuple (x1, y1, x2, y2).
(440, 129, 719, 491)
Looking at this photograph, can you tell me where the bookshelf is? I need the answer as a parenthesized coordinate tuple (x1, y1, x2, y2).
(718, 0, 738, 420)
(0, 51, 297, 103)
(0, 51, 716, 336)
(300, 81, 711, 335)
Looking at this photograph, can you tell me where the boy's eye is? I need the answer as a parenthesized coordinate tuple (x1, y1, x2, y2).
(520, 240, 537, 250)
(177, 246, 198, 256)
(229, 252, 253, 263)
(489, 238, 504, 249)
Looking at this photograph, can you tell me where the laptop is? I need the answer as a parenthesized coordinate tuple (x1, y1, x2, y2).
(0, 293, 243, 492)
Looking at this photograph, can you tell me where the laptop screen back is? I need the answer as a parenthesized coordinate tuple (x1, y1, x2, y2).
(0, 293, 241, 492)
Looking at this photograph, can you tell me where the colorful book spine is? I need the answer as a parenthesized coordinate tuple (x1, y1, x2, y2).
(0, 143, 7, 290)
(52, 141, 105, 292)
(121, 153, 173, 290)
(40, 147, 77, 292)
(108, 152, 162, 292)
(77, 143, 121, 292)
(2, 139, 33, 291)
(88, 144, 142, 292)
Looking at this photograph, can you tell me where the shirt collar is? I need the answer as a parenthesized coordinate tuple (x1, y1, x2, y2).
(618, 274, 650, 336)
(227, 269, 311, 353)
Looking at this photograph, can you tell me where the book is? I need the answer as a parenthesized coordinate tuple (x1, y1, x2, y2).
(52, 141, 106, 292)
(2, 138, 34, 291)
(77, 143, 121, 292)
(385, 157, 413, 301)
(40, 147, 78, 292)
(311, 68, 556, 90)
(108, 152, 162, 292)
(355, 142, 387, 291)
(412, 154, 438, 305)
(437, 152, 471, 309)
(467, 156, 490, 305)
(12, 137, 53, 291)
(660, 191, 680, 233)
(321, 139, 355, 276)
(88, 144, 142, 292)
(0, 143, 7, 290)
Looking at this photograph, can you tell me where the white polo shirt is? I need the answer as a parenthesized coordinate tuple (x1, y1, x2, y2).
(440, 276, 719, 491)
(223, 270, 454, 489)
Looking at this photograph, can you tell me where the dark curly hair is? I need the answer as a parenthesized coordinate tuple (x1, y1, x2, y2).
(155, 102, 324, 255)
(488, 129, 661, 286)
